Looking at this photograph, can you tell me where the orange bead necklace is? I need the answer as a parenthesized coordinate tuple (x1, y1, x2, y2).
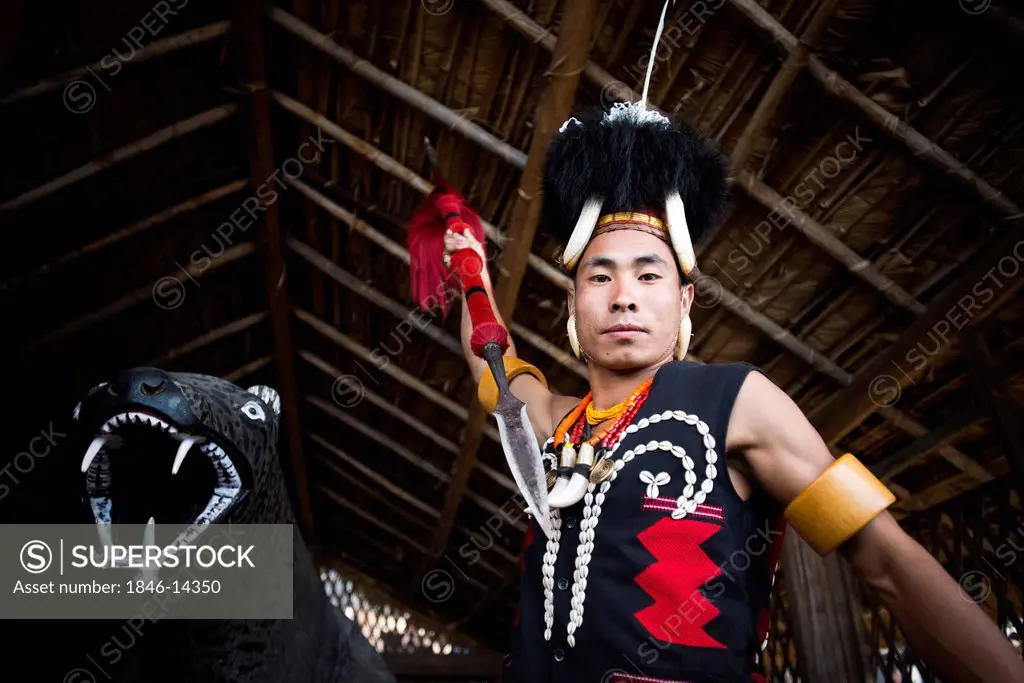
(554, 377, 654, 452)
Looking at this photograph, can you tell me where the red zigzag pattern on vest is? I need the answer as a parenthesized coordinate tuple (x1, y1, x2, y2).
(633, 516, 725, 649)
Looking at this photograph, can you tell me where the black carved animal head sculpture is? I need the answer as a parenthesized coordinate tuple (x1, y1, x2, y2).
(72, 367, 292, 537)
(67, 367, 397, 683)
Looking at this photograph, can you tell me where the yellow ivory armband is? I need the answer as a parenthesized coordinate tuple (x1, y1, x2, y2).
(477, 357, 547, 413)
(783, 453, 896, 556)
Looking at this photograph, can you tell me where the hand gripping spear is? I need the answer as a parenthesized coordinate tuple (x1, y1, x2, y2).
(407, 138, 553, 540)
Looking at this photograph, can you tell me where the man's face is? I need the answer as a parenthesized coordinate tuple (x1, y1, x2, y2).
(570, 229, 692, 371)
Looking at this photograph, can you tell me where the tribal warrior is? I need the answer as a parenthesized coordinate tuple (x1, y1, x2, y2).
(442, 103, 1024, 683)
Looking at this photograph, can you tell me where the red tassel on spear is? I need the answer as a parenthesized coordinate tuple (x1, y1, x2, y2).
(406, 137, 487, 318)
(404, 137, 553, 539)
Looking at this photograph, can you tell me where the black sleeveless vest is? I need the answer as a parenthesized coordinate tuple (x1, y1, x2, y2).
(503, 360, 787, 683)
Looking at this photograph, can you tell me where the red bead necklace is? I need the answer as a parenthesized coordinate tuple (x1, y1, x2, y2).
(554, 378, 654, 453)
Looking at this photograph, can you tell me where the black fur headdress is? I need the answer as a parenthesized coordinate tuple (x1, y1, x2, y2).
(540, 102, 730, 278)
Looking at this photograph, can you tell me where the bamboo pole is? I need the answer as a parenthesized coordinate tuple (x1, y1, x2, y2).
(294, 305, 523, 474)
(230, 0, 313, 540)
(726, 0, 1023, 224)
(299, 346, 516, 493)
(0, 179, 247, 292)
(295, 307, 468, 416)
(271, 89, 571, 290)
(963, 328, 1024, 480)
(265, 5, 526, 169)
(282, 174, 588, 378)
(874, 408, 994, 482)
(870, 410, 982, 481)
(309, 432, 440, 520)
(476, 0, 994, 485)
(306, 394, 450, 482)
(304, 391, 524, 530)
(424, 0, 597, 577)
(807, 226, 1024, 445)
(718, 286, 852, 384)
(0, 104, 237, 212)
(145, 311, 267, 367)
(285, 175, 414, 263)
(317, 484, 432, 557)
(313, 441, 437, 536)
(224, 355, 271, 383)
(737, 169, 926, 315)
(729, 0, 840, 170)
(289, 0, 316, 239)
(0, 21, 232, 107)
(478, 0, 621, 97)
(288, 237, 462, 357)
(21, 242, 254, 353)
(473, 0, 922, 370)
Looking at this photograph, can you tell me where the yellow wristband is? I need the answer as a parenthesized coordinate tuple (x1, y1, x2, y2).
(477, 357, 547, 412)
(784, 453, 895, 556)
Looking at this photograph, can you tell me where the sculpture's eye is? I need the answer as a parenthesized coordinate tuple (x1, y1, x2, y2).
(240, 400, 266, 422)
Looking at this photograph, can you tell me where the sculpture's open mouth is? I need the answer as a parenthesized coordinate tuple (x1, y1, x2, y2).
(81, 409, 248, 551)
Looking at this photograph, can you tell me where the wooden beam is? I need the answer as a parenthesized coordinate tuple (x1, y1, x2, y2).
(807, 227, 1024, 445)
(0, 21, 232, 107)
(477, 0, 621, 116)
(317, 483, 431, 556)
(21, 242, 255, 353)
(300, 349, 516, 493)
(736, 169, 925, 315)
(270, 89, 570, 299)
(781, 533, 874, 683)
(230, 0, 314, 541)
(271, 15, 860, 379)
(963, 328, 1024, 479)
(985, 3, 1024, 41)
(224, 355, 272, 383)
(476, 0, 919, 369)
(276, 2, 988, 491)
(295, 307, 469, 417)
(145, 312, 267, 366)
(292, 311, 524, 503)
(309, 432, 439, 521)
(870, 409, 983, 481)
(288, 236, 463, 356)
(0, 104, 237, 212)
(305, 393, 449, 483)
(875, 407, 994, 483)
(283, 183, 587, 378)
(303, 390, 524, 528)
(265, 6, 525, 168)
(288, 0, 327, 318)
(424, 0, 597, 575)
(1, 180, 247, 292)
(729, 0, 840, 170)
(725, 0, 1024, 224)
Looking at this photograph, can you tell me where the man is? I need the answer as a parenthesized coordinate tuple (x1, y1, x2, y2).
(443, 102, 1023, 683)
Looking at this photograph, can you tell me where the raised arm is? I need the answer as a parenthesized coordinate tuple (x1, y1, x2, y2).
(443, 228, 572, 444)
(728, 370, 1024, 683)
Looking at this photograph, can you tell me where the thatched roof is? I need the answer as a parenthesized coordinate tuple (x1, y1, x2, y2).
(3, 0, 1023, 657)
